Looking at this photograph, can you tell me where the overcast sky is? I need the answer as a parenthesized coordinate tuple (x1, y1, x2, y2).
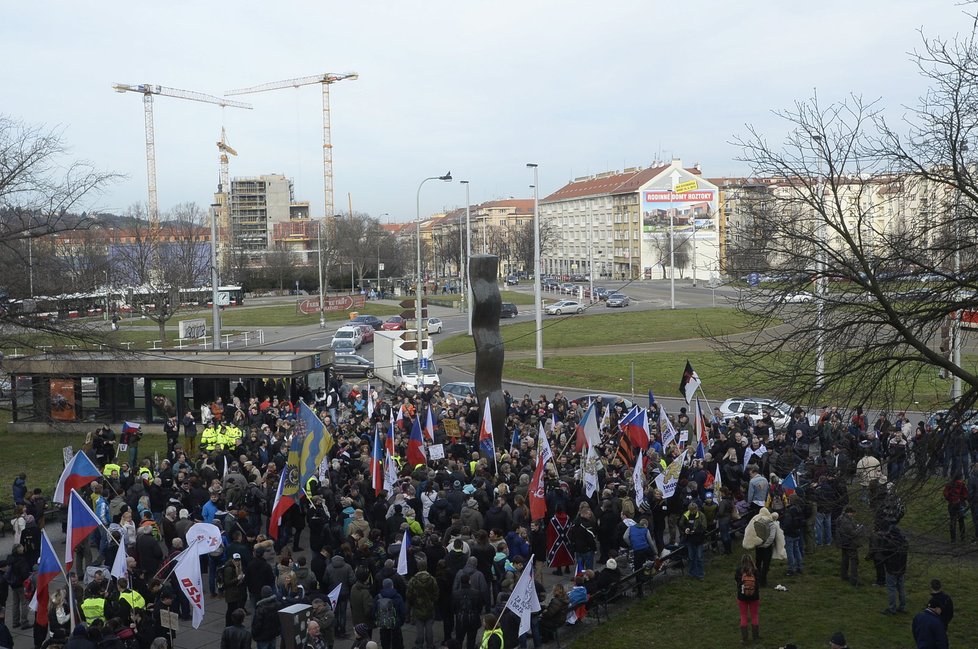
(2, 1, 969, 221)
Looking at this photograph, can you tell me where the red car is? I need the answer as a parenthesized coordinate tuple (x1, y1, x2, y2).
(381, 316, 406, 331)
(356, 324, 375, 343)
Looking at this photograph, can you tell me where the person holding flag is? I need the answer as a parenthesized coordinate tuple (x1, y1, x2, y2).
(407, 415, 427, 468)
(479, 398, 497, 474)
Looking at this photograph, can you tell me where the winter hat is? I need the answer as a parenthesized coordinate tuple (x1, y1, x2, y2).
(462, 484, 476, 495)
(605, 559, 617, 570)
(261, 586, 273, 598)
(354, 624, 369, 638)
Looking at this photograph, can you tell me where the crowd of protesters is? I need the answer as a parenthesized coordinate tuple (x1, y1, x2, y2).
(2, 379, 974, 649)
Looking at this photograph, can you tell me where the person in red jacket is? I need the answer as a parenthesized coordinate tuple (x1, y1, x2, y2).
(942, 475, 969, 541)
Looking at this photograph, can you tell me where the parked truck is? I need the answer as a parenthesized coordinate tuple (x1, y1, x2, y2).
(372, 329, 440, 393)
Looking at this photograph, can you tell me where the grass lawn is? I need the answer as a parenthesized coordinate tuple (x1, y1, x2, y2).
(570, 485, 973, 649)
(502, 352, 959, 410)
(498, 290, 537, 305)
(0, 416, 168, 500)
(437, 308, 758, 355)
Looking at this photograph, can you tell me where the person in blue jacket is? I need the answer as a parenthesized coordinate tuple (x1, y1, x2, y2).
(911, 596, 949, 649)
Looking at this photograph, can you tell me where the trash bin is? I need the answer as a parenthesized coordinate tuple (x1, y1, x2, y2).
(349, 311, 359, 320)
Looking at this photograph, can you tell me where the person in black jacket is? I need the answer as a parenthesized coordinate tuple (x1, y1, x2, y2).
(780, 495, 805, 576)
(569, 505, 598, 570)
(221, 608, 252, 649)
(4, 544, 31, 629)
(245, 548, 276, 612)
(251, 586, 281, 649)
(876, 524, 908, 615)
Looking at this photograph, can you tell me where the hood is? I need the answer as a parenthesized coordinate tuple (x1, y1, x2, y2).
(331, 555, 347, 567)
(379, 586, 399, 598)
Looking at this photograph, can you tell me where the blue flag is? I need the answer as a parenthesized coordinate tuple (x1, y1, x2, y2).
(648, 389, 655, 408)
(299, 401, 334, 495)
(510, 427, 521, 452)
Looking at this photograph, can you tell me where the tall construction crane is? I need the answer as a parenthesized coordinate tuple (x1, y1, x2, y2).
(216, 126, 238, 194)
(225, 72, 358, 219)
(112, 83, 253, 226)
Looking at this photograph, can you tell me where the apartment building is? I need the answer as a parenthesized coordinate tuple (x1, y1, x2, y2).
(540, 159, 720, 280)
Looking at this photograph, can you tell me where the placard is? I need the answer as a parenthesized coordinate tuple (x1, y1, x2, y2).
(679, 431, 689, 443)
(158, 610, 180, 632)
(443, 419, 461, 439)
(428, 444, 445, 460)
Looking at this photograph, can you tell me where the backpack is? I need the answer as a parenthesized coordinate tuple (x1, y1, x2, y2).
(375, 596, 398, 630)
(740, 571, 757, 597)
(455, 593, 481, 629)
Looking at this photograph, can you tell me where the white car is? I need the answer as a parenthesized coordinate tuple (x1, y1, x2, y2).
(546, 300, 584, 315)
(330, 326, 363, 349)
(783, 291, 815, 303)
(718, 397, 792, 429)
(426, 317, 443, 334)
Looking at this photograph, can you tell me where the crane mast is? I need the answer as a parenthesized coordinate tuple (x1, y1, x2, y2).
(112, 83, 252, 227)
(225, 72, 358, 220)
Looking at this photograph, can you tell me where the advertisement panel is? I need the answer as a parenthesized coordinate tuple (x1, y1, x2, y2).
(50, 379, 76, 421)
(297, 294, 367, 314)
(641, 188, 717, 236)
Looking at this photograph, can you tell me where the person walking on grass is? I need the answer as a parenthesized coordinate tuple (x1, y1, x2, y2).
(734, 554, 760, 645)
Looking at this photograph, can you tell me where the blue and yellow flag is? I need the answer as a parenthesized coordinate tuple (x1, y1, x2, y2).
(298, 401, 334, 495)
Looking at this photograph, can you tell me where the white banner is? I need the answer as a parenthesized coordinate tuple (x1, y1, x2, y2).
(503, 554, 540, 636)
(186, 523, 223, 556)
(633, 450, 645, 507)
(173, 548, 205, 629)
(583, 443, 600, 498)
(655, 450, 685, 499)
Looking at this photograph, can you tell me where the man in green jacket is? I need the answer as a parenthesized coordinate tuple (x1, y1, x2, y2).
(406, 560, 440, 649)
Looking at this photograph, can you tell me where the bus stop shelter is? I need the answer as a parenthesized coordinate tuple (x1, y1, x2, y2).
(3, 349, 332, 433)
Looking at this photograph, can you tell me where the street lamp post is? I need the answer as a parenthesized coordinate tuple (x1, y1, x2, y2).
(209, 202, 223, 349)
(460, 181, 473, 336)
(813, 134, 826, 390)
(317, 219, 326, 328)
(527, 163, 543, 369)
(417, 173, 452, 347)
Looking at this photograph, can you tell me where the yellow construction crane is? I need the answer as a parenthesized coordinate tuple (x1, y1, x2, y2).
(225, 72, 358, 219)
(217, 126, 238, 193)
(112, 83, 253, 226)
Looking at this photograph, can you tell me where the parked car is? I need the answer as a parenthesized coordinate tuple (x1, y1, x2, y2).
(783, 291, 815, 303)
(542, 277, 559, 288)
(332, 354, 374, 377)
(426, 317, 443, 334)
(330, 338, 358, 356)
(352, 314, 384, 330)
(718, 397, 792, 429)
(591, 287, 608, 300)
(381, 316, 406, 331)
(505, 275, 519, 285)
(546, 300, 584, 315)
(606, 293, 630, 307)
(500, 302, 519, 318)
(355, 324, 374, 344)
(560, 282, 578, 294)
(330, 326, 363, 349)
(441, 381, 476, 398)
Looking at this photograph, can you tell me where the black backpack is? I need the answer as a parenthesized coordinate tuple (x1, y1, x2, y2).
(455, 592, 481, 628)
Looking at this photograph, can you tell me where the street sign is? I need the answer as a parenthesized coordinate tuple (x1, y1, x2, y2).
(747, 273, 760, 287)
(298, 295, 366, 314)
(399, 330, 417, 351)
(179, 318, 207, 339)
(419, 357, 430, 370)
(378, 263, 385, 271)
(399, 298, 428, 320)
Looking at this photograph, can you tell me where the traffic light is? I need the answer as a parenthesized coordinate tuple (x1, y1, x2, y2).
(399, 298, 428, 320)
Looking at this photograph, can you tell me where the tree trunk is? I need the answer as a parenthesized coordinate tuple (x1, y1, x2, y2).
(158, 319, 167, 344)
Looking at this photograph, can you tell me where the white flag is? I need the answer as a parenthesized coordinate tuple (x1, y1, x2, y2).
(655, 450, 685, 499)
(583, 442, 600, 498)
(396, 531, 411, 576)
(633, 450, 645, 507)
(367, 384, 374, 419)
(186, 523, 224, 556)
(111, 539, 128, 580)
(327, 583, 341, 611)
(538, 423, 554, 467)
(384, 455, 398, 494)
(173, 547, 205, 629)
(660, 405, 678, 450)
(713, 463, 722, 490)
(503, 554, 541, 636)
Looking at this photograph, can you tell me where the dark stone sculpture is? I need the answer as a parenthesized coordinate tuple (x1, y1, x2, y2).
(470, 254, 506, 448)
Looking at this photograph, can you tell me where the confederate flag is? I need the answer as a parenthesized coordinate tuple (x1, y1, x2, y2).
(546, 511, 574, 568)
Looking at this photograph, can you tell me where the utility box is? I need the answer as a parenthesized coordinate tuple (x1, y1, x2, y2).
(279, 603, 312, 649)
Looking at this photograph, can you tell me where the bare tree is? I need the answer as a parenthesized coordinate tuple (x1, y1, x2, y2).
(509, 218, 561, 275)
(0, 116, 117, 353)
(717, 20, 978, 477)
(261, 242, 297, 292)
(112, 203, 210, 342)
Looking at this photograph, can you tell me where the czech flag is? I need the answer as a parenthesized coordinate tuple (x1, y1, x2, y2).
(30, 530, 61, 626)
(622, 406, 650, 449)
(65, 489, 101, 567)
(370, 428, 384, 497)
(424, 406, 436, 442)
(782, 471, 797, 497)
(575, 401, 601, 452)
(407, 415, 427, 468)
(54, 452, 101, 504)
(479, 397, 496, 472)
(268, 469, 294, 540)
(122, 421, 141, 434)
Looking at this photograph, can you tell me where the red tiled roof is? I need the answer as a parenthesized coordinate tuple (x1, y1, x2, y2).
(481, 199, 534, 214)
(541, 165, 704, 203)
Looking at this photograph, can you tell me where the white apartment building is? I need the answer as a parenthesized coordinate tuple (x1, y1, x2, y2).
(540, 159, 720, 280)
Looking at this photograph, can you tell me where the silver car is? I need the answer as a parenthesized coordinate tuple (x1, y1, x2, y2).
(545, 300, 584, 315)
(606, 293, 630, 307)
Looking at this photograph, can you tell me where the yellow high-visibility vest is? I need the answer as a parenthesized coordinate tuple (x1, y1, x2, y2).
(81, 597, 105, 623)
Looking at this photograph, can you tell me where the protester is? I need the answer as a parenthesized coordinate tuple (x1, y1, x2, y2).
(734, 554, 760, 645)
(911, 596, 949, 649)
